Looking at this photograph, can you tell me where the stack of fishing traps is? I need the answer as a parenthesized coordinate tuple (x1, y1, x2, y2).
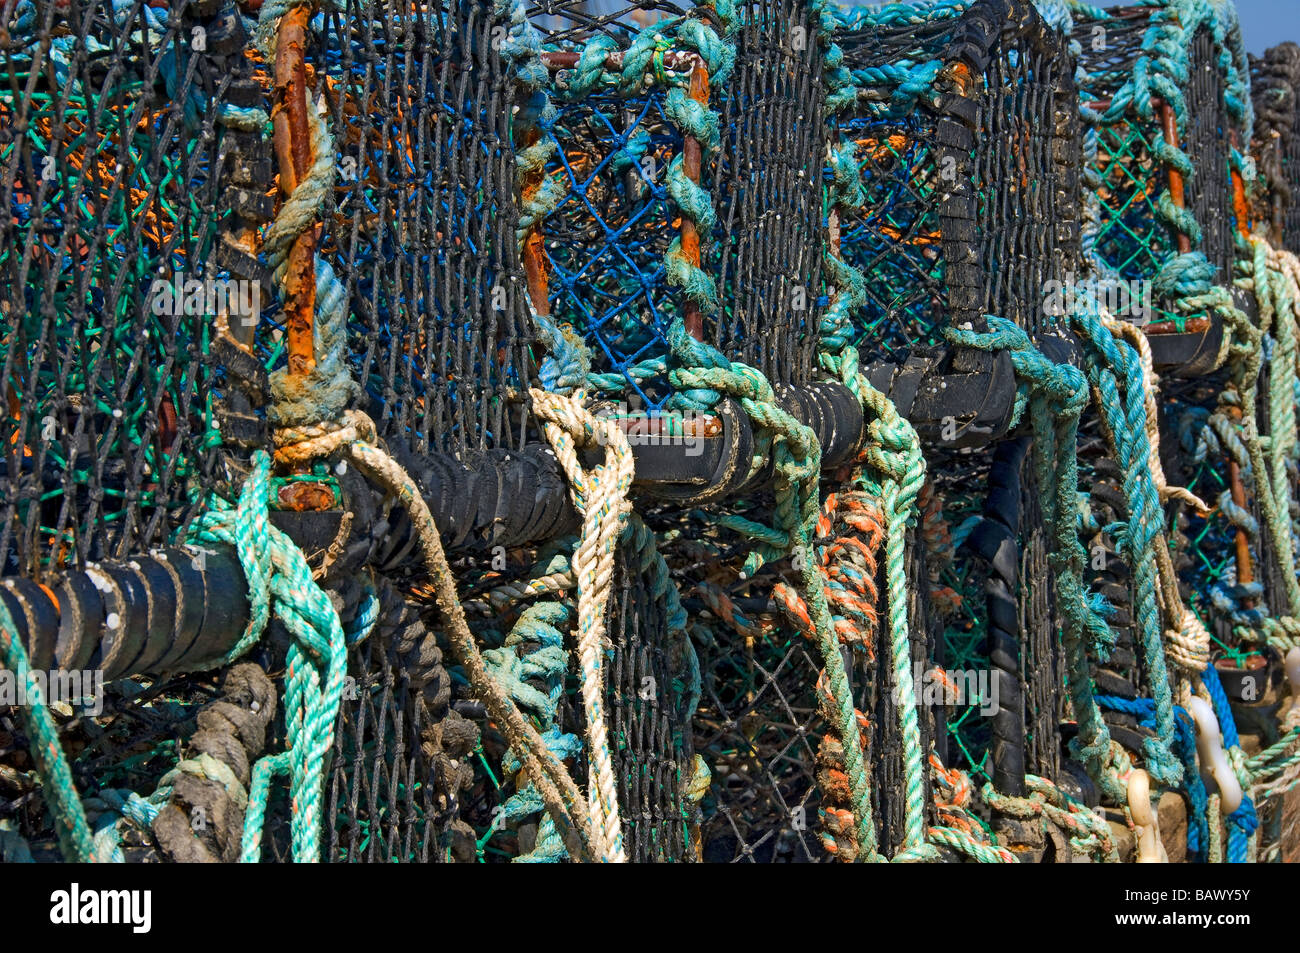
(3, 0, 1300, 866)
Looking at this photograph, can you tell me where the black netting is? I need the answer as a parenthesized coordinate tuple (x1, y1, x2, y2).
(1250, 42, 1300, 244)
(0, 0, 237, 577)
(326, 583, 477, 864)
(977, 21, 1081, 338)
(317, 0, 533, 457)
(709, 0, 824, 386)
(1182, 26, 1236, 280)
(1019, 461, 1059, 781)
(606, 531, 694, 862)
(692, 608, 829, 862)
(834, 1, 1080, 361)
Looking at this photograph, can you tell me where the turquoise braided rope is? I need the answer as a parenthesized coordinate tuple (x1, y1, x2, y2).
(191, 452, 347, 863)
(1069, 300, 1184, 786)
(810, 0, 937, 859)
(1241, 239, 1300, 619)
(949, 318, 1132, 803)
(0, 600, 97, 862)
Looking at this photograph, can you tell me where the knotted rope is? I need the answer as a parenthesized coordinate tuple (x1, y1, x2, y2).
(950, 317, 1136, 802)
(983, 775, 1121, 863)
(529, 389, 635, 863)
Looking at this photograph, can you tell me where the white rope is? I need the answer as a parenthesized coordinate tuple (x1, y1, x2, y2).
(531, 388, 634, 863)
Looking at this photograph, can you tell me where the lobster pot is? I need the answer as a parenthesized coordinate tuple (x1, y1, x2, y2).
(318, 0, 533, 457)
(1250, 43, 1300, 247)
(524, 0, 826, 407)
(522, 0, 839, 863)
(831, 0, 1081, 364)
(0, 0, 252, 576)
(825, 0, 1078, 801)
(1071, 4, 1248, 328)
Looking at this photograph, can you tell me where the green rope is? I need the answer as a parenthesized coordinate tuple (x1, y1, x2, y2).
(191, 452, 347, 863)
(0, 600, 97, 862)
(949, 318, 1133, 803)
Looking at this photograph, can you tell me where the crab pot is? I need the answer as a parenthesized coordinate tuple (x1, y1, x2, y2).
(1071, 4, 1290, 696)
(828, 0, 1081, 448)
(1070, 3, 1250, 366)
(1250, 42, 1300, 247)
(523, 0, 864, 863)
(823, 0, 1081, 804)
(0, 0, 534, 862)
(0, 0, 245, 575)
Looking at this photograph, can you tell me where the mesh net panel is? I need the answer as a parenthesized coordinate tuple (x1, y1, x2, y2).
(691, 604, 830, 861)
(0, 0, 236, 576)
(834, 3, 1079, 361)
(316, 0, 533, 457)
(687, 512, 935, 863)
(977, 21, 1080, 338)
(531, 81, 685, 409)
(1073, 10, 1241, 326)
(326, 588, 477, 864)
(710, 0, 823, 387)
(606, 530, 694, 862)
(525, 0, 824, 407)
(834, 14, 970, 359)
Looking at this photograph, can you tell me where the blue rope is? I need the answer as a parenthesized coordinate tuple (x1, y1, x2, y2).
(1200, 664, 1259, 861)
(1095, 695, 1209, 861)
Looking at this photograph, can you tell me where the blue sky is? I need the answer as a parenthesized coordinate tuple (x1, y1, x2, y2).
(1093, 0, 1295, 55)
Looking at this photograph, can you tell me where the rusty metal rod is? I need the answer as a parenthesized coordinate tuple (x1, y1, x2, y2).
(542, 49, 701, 74)
(681, 61, 709, 343)
(520, 123, 551, 317)
(1156, 98, 1193, 257)
(608, 413, 722, 438)
(272, 6, 317, 379)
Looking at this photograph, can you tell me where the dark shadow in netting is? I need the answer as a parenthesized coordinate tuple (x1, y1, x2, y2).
(1251, 42, 1300, 246)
